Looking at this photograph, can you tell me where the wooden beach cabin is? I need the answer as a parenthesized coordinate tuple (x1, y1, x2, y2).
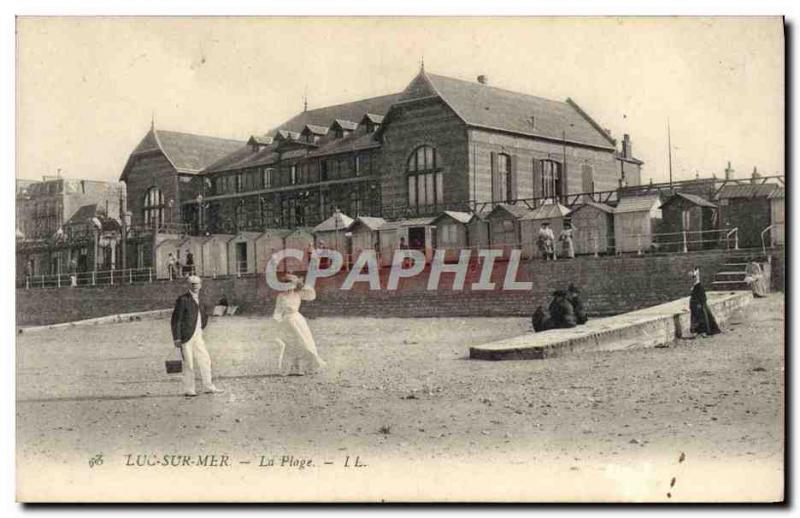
(569, 201, 615, 255)
(613, 194, 663, 254)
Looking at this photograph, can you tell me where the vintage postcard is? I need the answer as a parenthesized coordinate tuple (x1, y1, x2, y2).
(14, 16, 785, 502)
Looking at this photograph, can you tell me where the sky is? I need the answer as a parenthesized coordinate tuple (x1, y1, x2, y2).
(16, 16, 784, 185)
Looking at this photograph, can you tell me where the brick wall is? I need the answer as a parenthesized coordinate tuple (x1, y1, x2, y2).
(379, 98, 470, 208)
(125, 152, 180, 228)
(17, 249, 768, 326)
(468, 128, 621, 204)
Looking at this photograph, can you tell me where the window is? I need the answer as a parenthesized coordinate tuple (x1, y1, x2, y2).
(321, 160, 329, 181)
(541, 160, 563, 199)
(492, 153, 512, 202)
(262, 168, 273, 188)
(235, 203, 246, 231)
(290, 165, 297, 185)
(143, 186, 164, 227)
(581, 164, 594, 193)
(406, 145, 443, 209)
(349, 190, 363, 216)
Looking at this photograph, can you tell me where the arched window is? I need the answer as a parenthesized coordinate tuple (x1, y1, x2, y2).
(143, 187, 164, 227)
(406, 145, 443, 209)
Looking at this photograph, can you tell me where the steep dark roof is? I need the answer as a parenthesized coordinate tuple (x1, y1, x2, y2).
(661, 192, 717, 209)
(269, 92, 403, 136)
(394, 71, 617, 150)
(716, 183, 780, 200)
(203, 145, 279, 174)
(121, 128, 245, 180)
(64, 204, 102, 226)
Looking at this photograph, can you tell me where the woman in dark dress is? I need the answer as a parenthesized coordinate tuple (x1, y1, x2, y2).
(689, 268, 721, 337)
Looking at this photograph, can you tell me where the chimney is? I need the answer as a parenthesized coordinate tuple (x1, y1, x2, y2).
(622, 134, 632, 159)
(724, 161, 735, 180)
(477, 75, 488, 85)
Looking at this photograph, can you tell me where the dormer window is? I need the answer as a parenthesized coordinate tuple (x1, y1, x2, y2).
(330, 119, 357, 139)
(360, 113, 384, 134)
(301, 124, 328, 144)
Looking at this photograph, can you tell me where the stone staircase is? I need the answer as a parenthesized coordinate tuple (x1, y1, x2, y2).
(709, 252, 769, 291)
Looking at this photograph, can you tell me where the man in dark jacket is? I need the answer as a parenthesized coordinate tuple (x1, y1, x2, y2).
(171, 275, 222, 396)
(549, 290, 577, 328)
(567, 284, 588, 325)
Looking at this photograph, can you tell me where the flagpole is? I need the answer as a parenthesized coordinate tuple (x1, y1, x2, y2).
(667, 119, 673, 188)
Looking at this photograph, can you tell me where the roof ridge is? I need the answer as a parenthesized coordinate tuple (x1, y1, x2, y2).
(155, 128, 245, 144)
(426, 72, 567, 107)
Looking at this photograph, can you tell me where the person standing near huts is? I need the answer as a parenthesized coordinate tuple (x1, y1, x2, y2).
(689, 268, 721, 337)
(537, 222, 556, 260)
(559, 222, 576, 259)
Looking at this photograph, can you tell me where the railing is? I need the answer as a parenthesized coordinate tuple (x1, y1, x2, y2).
(23, 267, 155, 289)
(620, 228, 738, 255)
(761, 224, 784, 257)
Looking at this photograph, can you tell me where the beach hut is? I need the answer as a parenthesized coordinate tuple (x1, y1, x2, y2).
(467, 213, 490, 250)
(228, 231, 261, 276)
(377, 217, 436, 267)
(256, 228, 292, 275)
(349, 216, 386, 264)
(313, 211, 354, 259)
(569, 201, 615, 256)
(613, 195, 663, 254)
(485, 204, 532, 258)
(659, 192, 718, 252)
(154, 238, 181, 279)
(715, 183, 778, 249)
(284, 228, 314, 272)
(519, 203, 571, 259)
(769, 187, 785, 247)
(201, 234, 233, 278)
(432, 211, 473, 261)
(176, 236, 205, 277)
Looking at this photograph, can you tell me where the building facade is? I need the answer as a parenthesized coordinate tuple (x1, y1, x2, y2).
(15, 177, 124, 281)
(121, 70, 644, 241)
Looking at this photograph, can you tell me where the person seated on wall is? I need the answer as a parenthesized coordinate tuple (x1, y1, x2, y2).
(548, 290, 577, 329)
(531, 306, 553, 332)
(566, 284, 588, 325)
(744, 260, 769, 298)
(213, 293, 230, 317)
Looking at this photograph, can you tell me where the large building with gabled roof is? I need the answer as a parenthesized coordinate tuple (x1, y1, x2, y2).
(120, 124, 245, 230)
(122, 68, 642, 238)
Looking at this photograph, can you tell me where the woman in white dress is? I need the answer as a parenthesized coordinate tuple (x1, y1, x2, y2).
(559, 223, 576, 259)
(273, 274, 326, 375)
